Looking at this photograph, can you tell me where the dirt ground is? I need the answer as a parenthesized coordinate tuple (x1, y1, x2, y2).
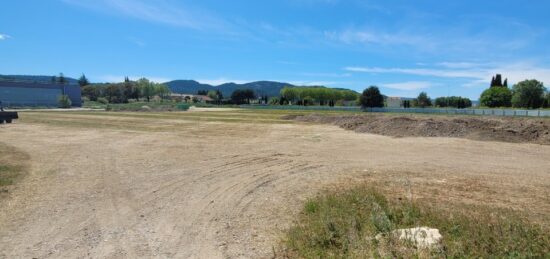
(290, 113, 550, 145)
(1, 110, 549, 258)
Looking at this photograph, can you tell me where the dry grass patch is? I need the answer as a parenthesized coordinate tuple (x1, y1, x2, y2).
(279, 186, 550, 258)
(0, 142, 30, 194)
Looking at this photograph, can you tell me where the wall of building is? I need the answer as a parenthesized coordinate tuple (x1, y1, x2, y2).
(0, 82, 81, 107)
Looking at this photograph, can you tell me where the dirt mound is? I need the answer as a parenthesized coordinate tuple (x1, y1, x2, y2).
(289, 114, 550, 145)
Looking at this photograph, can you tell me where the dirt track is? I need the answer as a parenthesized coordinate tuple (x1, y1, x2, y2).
(1, 111, 550, 258)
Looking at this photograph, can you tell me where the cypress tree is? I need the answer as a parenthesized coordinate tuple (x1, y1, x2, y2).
(503, 78, 508, 87)
(495, 74, 503, 87)
(490, 76, 496, 87)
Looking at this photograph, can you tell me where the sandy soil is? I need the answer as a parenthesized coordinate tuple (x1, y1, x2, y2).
(0, 111, 549, 258)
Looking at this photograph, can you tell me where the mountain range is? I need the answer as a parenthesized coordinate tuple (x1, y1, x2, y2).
(165, 80, 295, 97)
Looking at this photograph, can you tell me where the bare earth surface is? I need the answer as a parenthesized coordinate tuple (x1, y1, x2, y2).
(291, 113, 550, 145)
(1, 110, 549, 258)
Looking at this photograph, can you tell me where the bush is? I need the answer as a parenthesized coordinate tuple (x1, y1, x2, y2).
(359, 86, 384, 108)
(480, 87, 512, 108)
(511, 80, 546, 109)
(97, 97, 109, 104)
(57, 95, 72, 108)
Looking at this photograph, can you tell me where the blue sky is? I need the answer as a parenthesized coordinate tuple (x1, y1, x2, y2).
(1, 0, 550, 99)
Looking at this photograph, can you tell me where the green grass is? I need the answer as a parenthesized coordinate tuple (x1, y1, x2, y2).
(280, 187, 550, 258)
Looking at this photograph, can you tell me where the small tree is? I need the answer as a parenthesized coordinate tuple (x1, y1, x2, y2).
(78, 74, 90, 87)
(511, 79, 546, 109)
(480, 87, 512, 107)
(58, 95, 72, 108)
(137, 78, 155, 102)
(414, 92, 432, 108)
(359, 86, 384, 108)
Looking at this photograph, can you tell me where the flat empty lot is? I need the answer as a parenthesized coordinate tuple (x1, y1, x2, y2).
(1, 109, 549, 258)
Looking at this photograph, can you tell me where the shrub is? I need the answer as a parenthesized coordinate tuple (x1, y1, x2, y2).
(57, 95, 72, 108)
(480, 87, 512, 107)
(511, 80, 546, 109)
(97, 97, 109, 104)
(359, 86, 384, 108)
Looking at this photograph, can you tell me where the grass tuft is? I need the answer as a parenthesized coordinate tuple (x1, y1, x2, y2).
(280, 186, 550, 258)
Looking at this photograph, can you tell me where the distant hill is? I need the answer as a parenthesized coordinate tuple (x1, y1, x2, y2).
(0, 74, 79, 85)
(165, 80, 295, 97)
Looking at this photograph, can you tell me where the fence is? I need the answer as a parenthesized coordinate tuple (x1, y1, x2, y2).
(241, 105, 550, 117)
(240, 105, 362, 112)
(364, 107, 550, 117)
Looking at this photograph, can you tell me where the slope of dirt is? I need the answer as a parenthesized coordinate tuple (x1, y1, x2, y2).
(289, 114, 550, 145)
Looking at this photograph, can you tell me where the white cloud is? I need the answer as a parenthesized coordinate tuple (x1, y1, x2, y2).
(290, 80, 337, 86)
(62, 0, 229, 32)
(0, 34, 11, 40)
(325, 29, 433, 49)
(346, 61, 550, 88)
(382, 81, 433, 91)
(301, 72, 351, 78)
(344, 66, 487, 79)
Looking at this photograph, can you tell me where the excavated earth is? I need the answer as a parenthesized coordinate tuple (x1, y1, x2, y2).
(289, 114, 550, 145)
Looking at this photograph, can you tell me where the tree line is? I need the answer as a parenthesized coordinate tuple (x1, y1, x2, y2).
(359, 86, 473, 109)
(279, 87, 359, 106)
(81, 77, 170, 104)
(480, 75, 549, 108)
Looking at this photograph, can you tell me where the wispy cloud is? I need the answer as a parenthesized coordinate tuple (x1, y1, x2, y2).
(345, 66, 487, 79)
(300, 72, 351, 78)
(325, 28, 434, 50)
(382, 81, 434, 91)
(0, 34, 11, 40)
(62, 0, 229, 32)
(346, 61, 550, 88)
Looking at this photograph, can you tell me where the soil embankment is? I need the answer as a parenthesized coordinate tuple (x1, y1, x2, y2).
(289, 114, 550, 145)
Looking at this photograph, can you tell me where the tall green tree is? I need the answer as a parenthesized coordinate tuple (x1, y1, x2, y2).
(414, 92, 432, 108)
(138, 78, 155, 102)
(511, 80, 546, 108)
(78, 74, 90, 87)
(359, 86, 384, 108)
